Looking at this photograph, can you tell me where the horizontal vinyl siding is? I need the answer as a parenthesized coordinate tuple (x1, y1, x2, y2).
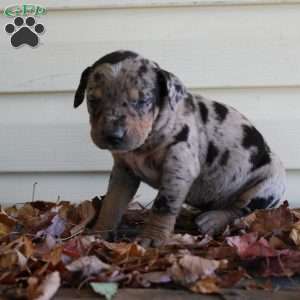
(0, 88, 299, 172)
(1, 5, 300, 92)
(0, 2, 299, 205)
(0, 171, 299, 207)
(1, 0, 300, 10)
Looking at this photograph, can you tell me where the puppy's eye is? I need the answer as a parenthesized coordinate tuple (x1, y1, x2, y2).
(87, 98, 101, 113)
(131, 99, 149, 109)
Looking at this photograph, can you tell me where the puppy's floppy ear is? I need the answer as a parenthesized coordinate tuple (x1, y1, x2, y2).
(74, 66, 92, 108)
(157, 68, 186, 110)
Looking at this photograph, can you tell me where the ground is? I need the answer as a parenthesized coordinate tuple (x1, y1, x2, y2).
(55, 282, 300, 300)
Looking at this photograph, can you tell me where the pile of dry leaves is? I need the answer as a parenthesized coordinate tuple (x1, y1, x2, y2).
(0, 197, 300, 299)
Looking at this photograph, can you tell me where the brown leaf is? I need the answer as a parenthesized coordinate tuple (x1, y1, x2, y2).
(17, 203, 40, 227)
(167, 234, 212, 247)
(269, 236, 288, 250)
(217, 270, 245, 288)
(168, 255, 222, 285)
(261, 250, 300, 277)
(22, 236, 35, 257)
(30, 201, 57, 212)
(0, 223, 11, 237)
(291, 208, 300, 220)
(249, 202, 294, 236)
(191, 277, 220, 294)
(289, 221, 300, 246)
(70, 200, 96, 235)
(0, 251, 21, 270)
(227, 233, 277, 258)
(43, 246, 63, 266)
(66, 255, 111, 277)
(0, 209, 17, 227)
(141, 271, 171, 284)
(0, 209, 17, 237)
(167, 233, 198, 245)
(226, 233, 258, 257)
(28, 271, 61, 300)
(102, 241, 145, 262)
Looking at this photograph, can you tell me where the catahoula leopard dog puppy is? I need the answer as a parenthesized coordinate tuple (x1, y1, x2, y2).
(74, 50, 286, 246)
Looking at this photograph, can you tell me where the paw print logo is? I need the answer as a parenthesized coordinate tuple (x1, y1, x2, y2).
(5, 16, 45, 48)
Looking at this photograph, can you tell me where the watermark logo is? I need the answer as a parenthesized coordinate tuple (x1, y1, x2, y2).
(3, 4, 46, 48)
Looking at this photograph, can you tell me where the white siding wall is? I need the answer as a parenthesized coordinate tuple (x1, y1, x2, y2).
(0, 1, 300, 205)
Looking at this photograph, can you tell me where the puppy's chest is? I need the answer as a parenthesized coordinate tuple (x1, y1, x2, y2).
(122, 150, 165, 188)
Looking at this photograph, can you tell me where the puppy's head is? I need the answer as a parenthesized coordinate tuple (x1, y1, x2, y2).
(74, 50, 186, 152)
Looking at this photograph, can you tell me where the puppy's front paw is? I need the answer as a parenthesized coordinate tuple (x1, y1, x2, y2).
(138, 236, 165, 248)
(195, 210, 236, 236)
(138, 213, 177, 247)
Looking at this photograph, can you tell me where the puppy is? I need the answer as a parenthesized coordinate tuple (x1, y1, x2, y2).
(74, 50, 286, 246)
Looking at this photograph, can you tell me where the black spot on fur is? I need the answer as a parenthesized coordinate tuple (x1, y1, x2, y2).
(247, 196, 275, 211)
(220, 149, 230, 166)
(175, 84, 182, 93)
(242, 125, 271, 171)
(156, 70, 168, 108)
(94, 72, 102, 81)
(206, 141, 219, 166)
(198, 102, 209, 124)
(269, 198, 280, 208)
(153, 195, 177, 215)
(174, 125, 189, 143)
(93, 50, 138, 67)
(213, 102, 229, 122)
(171, 155, 178, 161)
(157, 69, 185, 109)
(138, 64, 148, 77)
(184, 94, 196, 114)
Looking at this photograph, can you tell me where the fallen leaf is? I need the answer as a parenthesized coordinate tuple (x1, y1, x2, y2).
(43, 246, 63, 266)
(141, 271, 171, 284)
(261, 250, 300, 277)
(0, 250, 26, 271)
(90, 282, 118, 300)
(66, 255, 110, 277)
(30, 201, 57, 212)
(167, 234, 198, 245)
(226, 233, 258, 257)
(289, 221, 300, 246)
(37, 215, 66, 238)
(0, 209, 17, 237)
(168, 255, 221, 285)
(0, 209, 17, 227)
(1, 198, 300, 294)
(291, 208, 300, 220)
(227, 234, 278, 258)
(102, 241, 145, 262)
(269, 236, 287, 250)
(28, 271, 60, 300)
(249, 202, 294, 236)
(0, 223, 11, 237)
(217, 270, 245, 288)
(22, 236, 35, 257)
(191, 277, 220, 294)
(70, 200, 96, 235)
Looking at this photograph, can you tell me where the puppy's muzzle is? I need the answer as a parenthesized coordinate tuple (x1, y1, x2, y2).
(104, 126, 126, 146)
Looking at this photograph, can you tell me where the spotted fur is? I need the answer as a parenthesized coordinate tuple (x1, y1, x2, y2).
(74, 50, 287, 245)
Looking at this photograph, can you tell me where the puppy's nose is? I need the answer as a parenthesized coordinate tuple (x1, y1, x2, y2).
(105, 127, 125, 145)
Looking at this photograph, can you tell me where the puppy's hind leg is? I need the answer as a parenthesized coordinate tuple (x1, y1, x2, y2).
(195, 208, 244, 236)
(196, 163, 287, 236)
